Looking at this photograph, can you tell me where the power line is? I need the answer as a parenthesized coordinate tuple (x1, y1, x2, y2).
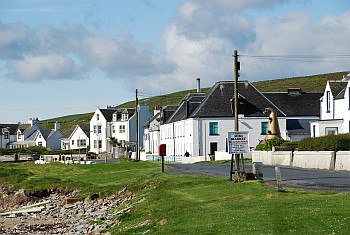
(240, 54, 350, 63)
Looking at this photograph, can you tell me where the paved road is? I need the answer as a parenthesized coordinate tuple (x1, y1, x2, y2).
(166, 163, 350, 192)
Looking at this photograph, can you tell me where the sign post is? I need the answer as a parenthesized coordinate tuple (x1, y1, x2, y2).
(228, 131, 249, 181)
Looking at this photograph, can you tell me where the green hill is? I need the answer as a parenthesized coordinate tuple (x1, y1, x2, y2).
(42, 71, 349, 131)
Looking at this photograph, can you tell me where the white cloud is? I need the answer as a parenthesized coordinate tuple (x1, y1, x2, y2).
(11, 54, 81, 82)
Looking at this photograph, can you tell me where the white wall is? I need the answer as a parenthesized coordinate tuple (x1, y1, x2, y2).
(90, 109, 109, 153)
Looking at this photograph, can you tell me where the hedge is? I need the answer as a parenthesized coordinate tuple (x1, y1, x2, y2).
(298, 133, 350, 151)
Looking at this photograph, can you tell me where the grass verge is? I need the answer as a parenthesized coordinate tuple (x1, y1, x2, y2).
(1, 161, 349, 234)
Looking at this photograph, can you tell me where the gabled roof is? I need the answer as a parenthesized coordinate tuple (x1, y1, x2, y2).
(0, 124, 19, 134)
(166, 93, 206, 123)
(160, 105, 178, 124)
(329, 81, 347, 99)
(17, 124, 30, 133)
(99, 109, 116, 122)
(61, 124, 91, 139)
(61, 125, 76, 138)
(190, 81, 278, 118)
(263, 92, 323, 116)
(143, 112, 160, 128)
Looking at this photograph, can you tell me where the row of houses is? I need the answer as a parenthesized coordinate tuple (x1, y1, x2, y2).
(1, 73, 350, 157)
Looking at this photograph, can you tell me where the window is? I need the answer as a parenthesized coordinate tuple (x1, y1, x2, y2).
(121, 113, 128, 121)
(98, 140, 102, 148)
(349, 88, 350, 109)
(94, 140, 97, 148)
(93, 125, 102, 134)
(120, 125, 126, 133)
(38, 142, 42, 146)
(72, 140, 75, 145)
(96, 114, 99, 121)
(325, 127, 338, 135)
(78, 139, 86, 147)
(326, 91, 331, 112)
(209, 122, 219, 135)
(4, 132, 9, 139)
(313, 125, 316, 137)
(112, 126, 115, 133)
(261, 122, 268, 135)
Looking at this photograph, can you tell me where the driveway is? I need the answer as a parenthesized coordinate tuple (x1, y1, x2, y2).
(166, 163, 350, 193)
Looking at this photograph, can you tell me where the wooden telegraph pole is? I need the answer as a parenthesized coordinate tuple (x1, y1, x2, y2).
(230, 50, 245, 182)
(135, 89, 139, 161)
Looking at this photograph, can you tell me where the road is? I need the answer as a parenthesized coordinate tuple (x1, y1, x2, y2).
(166, 163, 350, 192)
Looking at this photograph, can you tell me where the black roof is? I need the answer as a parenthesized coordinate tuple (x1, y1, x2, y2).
(329, 81, 347, 99)
(0, 124, 19, 134)
(166, 93, 206, 123)
(100, 109, 116, 122)
(190, 81, 277, 118)
(263, 92, 323, 116)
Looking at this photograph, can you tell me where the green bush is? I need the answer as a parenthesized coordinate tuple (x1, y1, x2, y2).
(298, 134, 350, 151)
(255, 138, 287, 151)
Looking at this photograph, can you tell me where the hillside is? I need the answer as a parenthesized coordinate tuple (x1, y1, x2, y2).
(42, 71, 349, 131)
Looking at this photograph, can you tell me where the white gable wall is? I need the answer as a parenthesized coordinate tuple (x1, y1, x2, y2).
(90, 108, 109, 153)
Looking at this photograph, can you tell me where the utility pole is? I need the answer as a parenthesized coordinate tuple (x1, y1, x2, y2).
(135, 89, 139, 161)
(230, 49, 244, 182)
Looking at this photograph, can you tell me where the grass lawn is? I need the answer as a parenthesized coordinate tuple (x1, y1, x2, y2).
(1, 161, 349, 234)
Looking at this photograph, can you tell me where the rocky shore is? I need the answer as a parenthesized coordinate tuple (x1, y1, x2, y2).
(0, 188, 136, 234)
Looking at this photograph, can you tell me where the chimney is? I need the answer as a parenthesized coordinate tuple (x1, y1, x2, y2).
(28, 118, 39, 126)
(196, 78, 201, 93)
(54, 122, 60, 131)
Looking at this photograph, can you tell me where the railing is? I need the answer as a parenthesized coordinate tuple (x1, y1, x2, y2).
(145, 154, 182, 164)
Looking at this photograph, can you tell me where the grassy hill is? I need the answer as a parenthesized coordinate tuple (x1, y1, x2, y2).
(42, 71, 349, 131)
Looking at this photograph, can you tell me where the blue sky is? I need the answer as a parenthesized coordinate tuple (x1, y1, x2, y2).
(1, 0, 350, 123)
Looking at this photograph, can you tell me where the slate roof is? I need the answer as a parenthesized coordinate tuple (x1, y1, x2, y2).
(143, 112, 160, 128)
(99, 109, 116, 122)
(189, 81, 278, 118)
(286, 119, 316, 135)
(160, 105, 178, 124)
(329, 81, 347, 99)
(61, 125, 76, 138)
(0, 124, 19, 134)
(166, 93, 206, 123)
(61, 124, 91, 139)
(263, 92, 323, 116)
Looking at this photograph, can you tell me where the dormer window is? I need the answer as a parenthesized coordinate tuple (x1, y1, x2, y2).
(122, 113, 128, 121)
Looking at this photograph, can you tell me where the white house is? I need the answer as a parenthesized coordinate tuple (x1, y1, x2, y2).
(90, 105, 152, 155)
(147, 81, 322, 158)
(90, 107, 116, 154)
(61, 124, 90, 151)
(310, 73, 350, 137)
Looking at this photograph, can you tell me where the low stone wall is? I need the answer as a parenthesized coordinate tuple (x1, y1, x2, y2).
(293, 151, 335, 170)
(252, 151, 341, 170)
(251, 151, 293, 166)
(182, 156, 207, 164)
(335, 151, 350, 171)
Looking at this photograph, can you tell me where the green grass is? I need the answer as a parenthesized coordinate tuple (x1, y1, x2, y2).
(1, 161, 350, 234)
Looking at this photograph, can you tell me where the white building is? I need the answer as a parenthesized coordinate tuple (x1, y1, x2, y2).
(90, 106, 152, 154)
(311, 73, 350, 136)
(146, 81, 322, 158)
(61, 124, 90, 151)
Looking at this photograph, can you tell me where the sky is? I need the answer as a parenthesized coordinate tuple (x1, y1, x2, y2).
(1, 0, 350, 123)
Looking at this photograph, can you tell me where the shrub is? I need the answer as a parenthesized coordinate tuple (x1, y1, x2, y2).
(255, 138, 287, 151)
(298, 134, 350, 151)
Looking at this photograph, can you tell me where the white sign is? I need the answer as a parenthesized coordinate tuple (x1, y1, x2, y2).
(228, 131, 249, 154)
